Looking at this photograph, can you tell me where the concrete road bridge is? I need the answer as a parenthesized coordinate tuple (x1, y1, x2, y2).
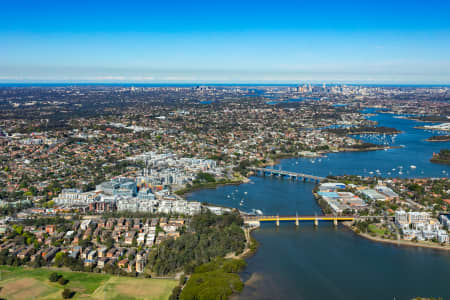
(248, 167, 336, 183)
(243, 215, 355, 227)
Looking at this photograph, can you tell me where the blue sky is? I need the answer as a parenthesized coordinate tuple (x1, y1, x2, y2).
(1, 0, 450, 83)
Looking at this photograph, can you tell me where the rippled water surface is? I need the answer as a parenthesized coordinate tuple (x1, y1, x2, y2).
(187, 112, 450, 299)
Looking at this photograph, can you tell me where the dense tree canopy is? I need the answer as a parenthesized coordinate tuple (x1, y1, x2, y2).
(148, 212, 245, 275)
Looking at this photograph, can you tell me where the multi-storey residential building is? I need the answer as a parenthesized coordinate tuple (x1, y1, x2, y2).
(395, 210, 409, 226)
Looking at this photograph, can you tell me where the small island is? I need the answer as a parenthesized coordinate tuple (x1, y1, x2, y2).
(426, 135, 450, 142)
(430, 149, 450, 165)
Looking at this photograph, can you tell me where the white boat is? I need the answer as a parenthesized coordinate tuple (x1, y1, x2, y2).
(410, 165, 416, 169)
(244, 192, 248, 195)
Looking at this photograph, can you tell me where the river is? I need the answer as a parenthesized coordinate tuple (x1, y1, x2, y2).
(186, 111, 450, 299)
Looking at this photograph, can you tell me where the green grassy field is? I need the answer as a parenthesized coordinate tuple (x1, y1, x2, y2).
(0, 266, 177, 300)
(368, 224, 387, 236)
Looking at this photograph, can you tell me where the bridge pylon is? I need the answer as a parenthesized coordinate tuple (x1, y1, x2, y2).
(314, 213, 319, 227)
(276, 214, 280, 227)
(333, 216, 338, 227)
(295, 212, 299, 227)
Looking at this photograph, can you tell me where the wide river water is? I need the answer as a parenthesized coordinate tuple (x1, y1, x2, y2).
(187, 111, 450, 299)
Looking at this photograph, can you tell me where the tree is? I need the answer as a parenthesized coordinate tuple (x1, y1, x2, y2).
(169, 286, 182, 300)
(58, 276, 68, 285)
(49, 272, 61, 282)
(105, 237, 114, 249)
(62, 288, 74, 299)
(54, 252, 66, 267)
(149, 212, 245, 275)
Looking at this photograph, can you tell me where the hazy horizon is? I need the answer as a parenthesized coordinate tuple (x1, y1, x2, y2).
(2, 0, 450, 84)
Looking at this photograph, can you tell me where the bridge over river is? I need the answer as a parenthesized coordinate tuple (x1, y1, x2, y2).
(243, 215, 355, 227)
(249, 167, 336, 183)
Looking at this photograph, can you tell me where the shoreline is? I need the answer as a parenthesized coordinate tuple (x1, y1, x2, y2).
(181, 142, 448, 298)
(426, 135, 450, 142)
(415, 126, 450, 132)
(257, 145, 397, 168)
(405, 117, 449, 123)
(226, 226, 259, 261)
(314, 194, 450, 252)
(344, 223, 450, 252)
(430, 159, 450, 165)
(427, 139, 450, 142)
(175, 178, 249, 196)
(332, 131, 401, 135)
(336, 145, 400, 152)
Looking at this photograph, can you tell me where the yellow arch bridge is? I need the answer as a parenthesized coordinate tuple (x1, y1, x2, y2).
(243, 215, 355, 227)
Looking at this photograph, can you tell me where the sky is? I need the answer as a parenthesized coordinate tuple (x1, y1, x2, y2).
(1, 0, 450, 84)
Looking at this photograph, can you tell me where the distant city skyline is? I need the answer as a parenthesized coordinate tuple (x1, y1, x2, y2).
(1, 0, 450, 83)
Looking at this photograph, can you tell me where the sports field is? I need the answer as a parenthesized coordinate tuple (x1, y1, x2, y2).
(0, 266, 177, 300)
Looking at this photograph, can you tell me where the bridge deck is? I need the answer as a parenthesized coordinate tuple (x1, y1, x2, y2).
(244, 215, 355, 222)
(249, 167, 333, 181)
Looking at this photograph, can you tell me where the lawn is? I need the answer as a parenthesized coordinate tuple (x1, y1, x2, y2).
(368, 224, 387, 236)
(0, 266, 177, 300)
(92, 276, 177, 300)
